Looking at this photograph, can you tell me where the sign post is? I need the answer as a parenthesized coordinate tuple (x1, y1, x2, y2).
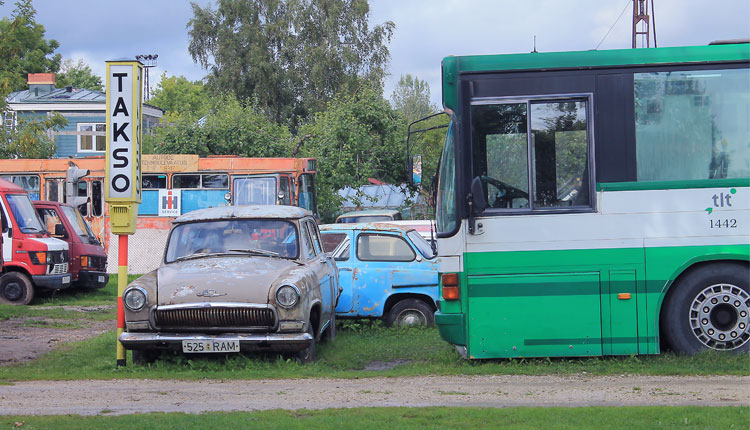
(105, 60, 143, 367)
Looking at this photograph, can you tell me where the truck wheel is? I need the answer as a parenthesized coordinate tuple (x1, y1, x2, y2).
(662, 263, 750, 354)
(385, 299, 435, 327)
(132, 349, 158, 365)
(0, 272, 34, 305)
(296, 323, 317, 363)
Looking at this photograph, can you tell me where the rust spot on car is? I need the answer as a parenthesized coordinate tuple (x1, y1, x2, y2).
(363, 303, 379, 311)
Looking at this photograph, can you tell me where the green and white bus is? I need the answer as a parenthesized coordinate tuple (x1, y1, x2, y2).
(433, 42, 750, 358)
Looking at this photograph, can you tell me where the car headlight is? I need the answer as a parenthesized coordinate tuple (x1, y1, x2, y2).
(123, 287, 148, 311)
(276, 284, 300, 309)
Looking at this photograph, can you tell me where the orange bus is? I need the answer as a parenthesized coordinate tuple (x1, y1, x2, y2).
(0, 155, 318, 274)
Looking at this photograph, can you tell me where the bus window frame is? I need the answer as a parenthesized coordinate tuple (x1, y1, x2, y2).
(467, 93, 597, 217)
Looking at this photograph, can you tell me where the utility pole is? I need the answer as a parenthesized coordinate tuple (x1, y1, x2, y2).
(632, 0, 657, 48)
(135, 54, 158, 101)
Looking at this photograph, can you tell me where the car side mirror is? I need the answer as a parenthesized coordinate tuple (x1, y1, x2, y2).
(54, 223, 68, 239)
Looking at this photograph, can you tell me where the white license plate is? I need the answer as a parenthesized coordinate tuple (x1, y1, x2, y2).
(182, 339, 240, 353)
(97, 275, 105, 283)
(62, 276, 71, 284)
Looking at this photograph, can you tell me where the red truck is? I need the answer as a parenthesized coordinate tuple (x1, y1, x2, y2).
(0, 179, 71, 305)
(34, 201, 108, 290)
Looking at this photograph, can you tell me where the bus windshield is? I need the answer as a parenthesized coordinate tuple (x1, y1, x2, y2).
(436, 120, 457, 233)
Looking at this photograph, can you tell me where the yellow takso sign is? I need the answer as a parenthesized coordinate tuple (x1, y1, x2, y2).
(105, 61, 143, 204)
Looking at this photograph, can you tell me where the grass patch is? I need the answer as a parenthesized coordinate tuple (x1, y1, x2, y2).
(29, 274, 140, 307)
(20, 318, 83, 329)
(0, 304, 114, 322)
(0, 322, 748, 382)
(1, 406, 747, 429)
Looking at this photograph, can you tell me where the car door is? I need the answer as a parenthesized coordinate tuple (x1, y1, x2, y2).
(350, 231, 421, 317)
(329, 232, 353, 314)
(303, 219, 334, 324)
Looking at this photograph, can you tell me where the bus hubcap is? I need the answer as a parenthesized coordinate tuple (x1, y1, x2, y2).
(690, 283, 750, 350)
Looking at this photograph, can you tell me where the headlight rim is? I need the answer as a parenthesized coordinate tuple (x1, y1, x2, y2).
(275, 284, 300, 309)
(123, 286, 148, 312)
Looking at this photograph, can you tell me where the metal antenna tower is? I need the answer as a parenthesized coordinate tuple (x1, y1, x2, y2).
(632, 0, 657, 48)
(135, 54, 158, 101)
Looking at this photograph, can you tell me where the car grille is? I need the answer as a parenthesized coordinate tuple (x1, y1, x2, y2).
(153, 306, 276, 331)
(49, 263, 68, 275)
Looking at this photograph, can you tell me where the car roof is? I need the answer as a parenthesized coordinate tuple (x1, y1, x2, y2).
(336, 209, 401, 218)
(174, 205, 311, 223)
(320, 222, 414, 234)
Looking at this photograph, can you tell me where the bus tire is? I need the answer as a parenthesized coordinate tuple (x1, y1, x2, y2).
(0, 272, 34, 305)
(385, 299, 435, 327)
(662, 262, 750, 354)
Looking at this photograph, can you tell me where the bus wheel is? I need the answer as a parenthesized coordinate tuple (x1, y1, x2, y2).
(0, 272, 34, 305)
(385, 299, 435, 327)
(663, 263, 749, 354)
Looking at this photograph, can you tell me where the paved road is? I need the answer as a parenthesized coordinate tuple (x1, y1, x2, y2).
(1, 375, 748, 415)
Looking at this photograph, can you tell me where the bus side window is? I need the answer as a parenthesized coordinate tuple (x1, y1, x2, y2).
(46, 180, 59, 202)
(77, 181, 88, 216)
(92, 180, 103, 217)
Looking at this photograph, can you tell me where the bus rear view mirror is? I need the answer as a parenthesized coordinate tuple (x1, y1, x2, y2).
(470, 176, 487, 215)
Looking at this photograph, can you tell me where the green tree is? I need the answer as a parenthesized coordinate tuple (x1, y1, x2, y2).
(391, 74, 436, 124)
(0, 0, 61, 99)
(56, 58, 103, 91)
(0, 112, 67, 158)
(297, 85, 406, 222)
(148, 72, 210, 121)
(146, 94, 291, 156)
(187, 0, 394, 125)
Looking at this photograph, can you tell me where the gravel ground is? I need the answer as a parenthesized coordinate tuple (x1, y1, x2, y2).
(0, 375, 748, 415)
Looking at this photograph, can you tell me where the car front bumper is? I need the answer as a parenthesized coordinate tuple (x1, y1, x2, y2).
(118, 331, 313, 353)
(75, 271, 109, 289)
(32, 273, 72, 290)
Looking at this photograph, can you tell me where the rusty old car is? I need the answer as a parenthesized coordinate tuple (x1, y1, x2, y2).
(118, 205, 339, 364)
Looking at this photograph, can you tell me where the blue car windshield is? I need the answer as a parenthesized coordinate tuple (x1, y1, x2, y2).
(407, 231, 435, 259)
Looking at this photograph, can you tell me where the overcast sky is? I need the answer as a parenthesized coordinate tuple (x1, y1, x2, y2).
(3, 0, 749, 107)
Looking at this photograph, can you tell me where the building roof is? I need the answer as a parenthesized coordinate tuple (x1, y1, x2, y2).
(7, 87, 105, 103)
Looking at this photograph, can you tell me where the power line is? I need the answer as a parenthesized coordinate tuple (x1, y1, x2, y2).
(595, 0, 631, 50)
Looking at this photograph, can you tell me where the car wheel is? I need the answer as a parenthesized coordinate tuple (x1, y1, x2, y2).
(662, 263, 749, 354)
(132, 349, 158, 365)
(0, 272, 34, 305)
(385, 299, 435, 327)
(296, 323, 317, 363)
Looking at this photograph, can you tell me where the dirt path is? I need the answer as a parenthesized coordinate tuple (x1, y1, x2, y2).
(1, 375, 747, 415)
(0, 306, 113, 366)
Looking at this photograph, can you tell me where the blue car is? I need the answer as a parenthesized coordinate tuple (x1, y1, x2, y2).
(320, 223, 438, 326)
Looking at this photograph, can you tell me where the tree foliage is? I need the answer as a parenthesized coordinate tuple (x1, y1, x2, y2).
(187, 0, 394, 125)
(148, 72, 210, 121)
(297, 85, 406, 222)
(391, 74, 436, 124)
(0, 112, 66, 158)
(146, 94, 291, 156)
(56, 58, 102, 91)
(0, 0, 60, 100)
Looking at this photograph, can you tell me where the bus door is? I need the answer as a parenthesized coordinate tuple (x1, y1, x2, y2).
(463, 96, 641, 358)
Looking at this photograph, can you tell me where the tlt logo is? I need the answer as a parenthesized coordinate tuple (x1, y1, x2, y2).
(706, 188, 737, 214)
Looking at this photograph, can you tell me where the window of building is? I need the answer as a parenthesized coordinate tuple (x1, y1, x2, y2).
(634, 68, 750, 181)
(77, 123, 106, 152)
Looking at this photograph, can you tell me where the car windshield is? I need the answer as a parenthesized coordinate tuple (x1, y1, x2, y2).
(165, 219, 298, 263)
(6, 194, 44, 233)
(407, 230, 435, 259)
(61, 205, 99, 244)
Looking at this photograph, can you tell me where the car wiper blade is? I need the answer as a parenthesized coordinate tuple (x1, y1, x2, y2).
(175, 252, 216, 262)
(228, 248, 281, 258)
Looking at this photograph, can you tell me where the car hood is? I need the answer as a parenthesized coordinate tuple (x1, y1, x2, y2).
(157, 256, 300, 306)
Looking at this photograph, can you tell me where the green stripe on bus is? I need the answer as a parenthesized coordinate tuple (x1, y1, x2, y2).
(597, 178, 750, 191)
